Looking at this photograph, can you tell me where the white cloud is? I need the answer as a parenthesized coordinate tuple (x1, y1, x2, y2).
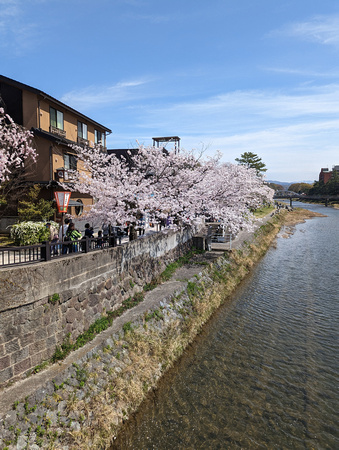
(61, 79, 149, 111)
(116, 84, 339, 180)
(273, 14, 339, 47)
(262, 66, 339, 79)
(137, 84, 339, 136)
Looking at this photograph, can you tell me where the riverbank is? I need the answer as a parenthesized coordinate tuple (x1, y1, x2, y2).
(0, 208, 324, 449)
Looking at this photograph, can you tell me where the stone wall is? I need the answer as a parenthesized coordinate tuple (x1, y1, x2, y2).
(0, 227, 195, 386)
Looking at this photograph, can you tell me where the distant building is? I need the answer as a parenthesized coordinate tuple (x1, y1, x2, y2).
(319, 166, 339, 184)
(0, 74, 111, 219)
(319, 168, 333, 184)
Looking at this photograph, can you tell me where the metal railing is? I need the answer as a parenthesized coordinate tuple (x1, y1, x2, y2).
(0, 236, 118, 268)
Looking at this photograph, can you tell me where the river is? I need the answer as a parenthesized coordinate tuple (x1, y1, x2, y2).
(112, 202, 339, 449)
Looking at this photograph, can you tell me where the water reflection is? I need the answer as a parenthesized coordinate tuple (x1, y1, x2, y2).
(112, 203, 339, 449)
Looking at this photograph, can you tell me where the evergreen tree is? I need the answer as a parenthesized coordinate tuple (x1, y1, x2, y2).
(18, 185, 55, 221)
(235, 152, 267, 176)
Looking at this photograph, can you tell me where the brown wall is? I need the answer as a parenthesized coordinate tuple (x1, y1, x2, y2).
(22, 90, 38, 129)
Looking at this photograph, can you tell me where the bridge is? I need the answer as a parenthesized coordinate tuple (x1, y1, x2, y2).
(274, 192, 339, 206)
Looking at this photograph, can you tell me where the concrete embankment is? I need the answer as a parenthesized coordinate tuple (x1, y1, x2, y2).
(0, 209, 324, 449)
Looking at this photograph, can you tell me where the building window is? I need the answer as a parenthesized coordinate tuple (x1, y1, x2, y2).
(64, 153, 77, 171)
(50, 107, 64, 130)
(75, 199, 83, 216)
(77, 121, 88, 140)
(95, 129, 105, 147)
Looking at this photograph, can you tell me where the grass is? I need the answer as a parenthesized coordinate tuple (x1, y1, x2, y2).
(252, 205, 275, 218)
(0, 234, 14, 247)
(32, 248, 202, 369)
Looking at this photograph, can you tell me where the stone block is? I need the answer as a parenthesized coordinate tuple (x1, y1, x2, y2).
(46, 321, 59, 337)
(29, 339, 46, 356)
(0, 366, 13, 384)
(94, 281, 105, 293)
(43, 313, 51, 326)
(14, 356, 31, 375)
(46, 335, 57, 349)
(11, 346, 29, 364)
(64, 323, 73, 335)
(73, 299, 82, 311)
(49, 306, 61, 323)
(19, 332, 35, 348)
(2, 325, 18, 343)
(35, 327, 48, 341)
(78, 291, 87, 302)
(0, 354, 10, 371)
(5, 338, 20, 354)
(30, 349, 49, 367)
(13, 311, 28, 325)
(0, 343, 4, 357)
(66, 307, 77, 323)
(27, 317, 44, 331)
(30, 305, 45, 321)
(46, 343, 56, 359)
(105, 278, 112, 290)
(88, 294, 99, 307)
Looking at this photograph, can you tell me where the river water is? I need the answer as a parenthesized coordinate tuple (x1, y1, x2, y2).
(112, 203, 339, 449)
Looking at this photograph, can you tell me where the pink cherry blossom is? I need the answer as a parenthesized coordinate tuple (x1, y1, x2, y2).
(0, 108, 37, 183)
(64, 143, 273, 233)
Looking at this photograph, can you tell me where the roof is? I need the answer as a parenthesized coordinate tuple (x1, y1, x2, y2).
(152, 136, 180, 142)
(0, 74, 111, 133)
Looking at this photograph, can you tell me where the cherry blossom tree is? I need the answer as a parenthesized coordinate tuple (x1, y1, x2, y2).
(64, 142, 273, 234)
(63, 144, 150, 225)
(0, 108, 37, 216)
(0, 108, 36, 183)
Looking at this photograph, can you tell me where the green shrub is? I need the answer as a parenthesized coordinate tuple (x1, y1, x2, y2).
(10, 221, 59, 246)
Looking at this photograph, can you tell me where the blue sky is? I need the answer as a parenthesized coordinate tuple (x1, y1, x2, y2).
(1, 0, 339, 182)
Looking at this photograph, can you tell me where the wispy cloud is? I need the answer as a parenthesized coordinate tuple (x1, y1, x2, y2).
(0, 0, 39, 54)
(116, 84, 339, 180)
(262, 66, 339, 78)
(138, 84, 339, 134)
(272, 14, 339, 47)
(60, 79, 150, 111)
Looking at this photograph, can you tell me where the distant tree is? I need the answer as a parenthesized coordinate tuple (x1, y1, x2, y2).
(309, 174, 339, 196)
(288, 183, 313, 194)
(267, 182, 284, 191)
(235, 152, 267, 176)
(17, 185, 55, 221)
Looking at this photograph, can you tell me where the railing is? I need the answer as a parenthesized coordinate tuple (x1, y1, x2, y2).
(50, 125, 66, 138)
(0, 236, 118, 268)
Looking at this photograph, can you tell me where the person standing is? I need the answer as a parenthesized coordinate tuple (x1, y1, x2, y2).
(65, 222, 82, 253)
(84, 223, 94, 238)
(59, 218, 70, 254)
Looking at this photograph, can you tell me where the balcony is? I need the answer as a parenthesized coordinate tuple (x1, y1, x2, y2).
(55, 169, 75, 182)
(77, 136, 89, 147)
(50, 126, 66, 138)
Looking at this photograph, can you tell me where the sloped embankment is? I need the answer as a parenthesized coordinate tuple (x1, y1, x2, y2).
(0, 209, 324, 449)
